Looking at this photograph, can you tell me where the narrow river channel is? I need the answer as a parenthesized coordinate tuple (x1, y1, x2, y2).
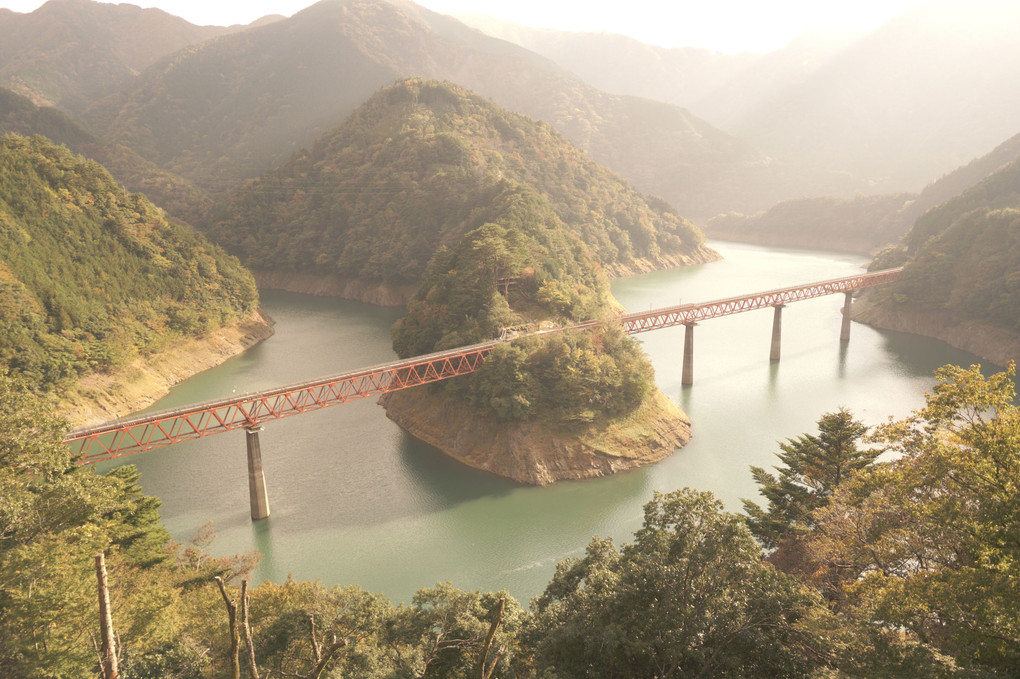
(99, 241, 996, 604)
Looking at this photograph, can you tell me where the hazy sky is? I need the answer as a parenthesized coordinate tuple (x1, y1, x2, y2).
(1, 0, 933, 53)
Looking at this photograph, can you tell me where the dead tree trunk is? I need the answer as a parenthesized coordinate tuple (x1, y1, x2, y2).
(240, 580, 260, 679)
(94, 553, 119, 679)
(477, 597, 505, 679)
(215, 576, 241, 679)
(303, 614, 348, 679)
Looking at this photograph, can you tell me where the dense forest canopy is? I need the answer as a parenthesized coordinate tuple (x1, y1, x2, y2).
(210, 78, 712, 288)
(0, 134, 258, 392)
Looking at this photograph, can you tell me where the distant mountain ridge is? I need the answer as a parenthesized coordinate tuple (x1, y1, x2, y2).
(0, 0, 253, 112)
(703, 131, 1020, 255)
(727, 0, 1020, 195)
(80, 0, 773, 222)
(459, 0, 1020, 205)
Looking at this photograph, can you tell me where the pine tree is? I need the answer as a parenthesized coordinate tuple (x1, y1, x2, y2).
(742, 408, 874, 550)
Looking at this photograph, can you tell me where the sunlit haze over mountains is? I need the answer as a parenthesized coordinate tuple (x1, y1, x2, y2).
(1, 0, 933, 52)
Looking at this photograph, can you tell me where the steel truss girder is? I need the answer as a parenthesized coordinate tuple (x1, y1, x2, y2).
(64, 268, 901, 463)
(616, 268, 902, 334)
(66, 345, 494, 463)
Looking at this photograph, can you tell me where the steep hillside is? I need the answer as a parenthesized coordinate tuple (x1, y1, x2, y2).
(0, 134, 267, 411)
(210, 79, 716, 299)
(854, 158, 1020, 364)
(730, 0, 1020, 194)
(0, 87, 212, 224)
(0, 0, 249, 113)
(82, 0, 774, 221)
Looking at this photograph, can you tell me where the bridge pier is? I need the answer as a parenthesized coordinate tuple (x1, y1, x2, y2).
(682, 323, 696, 385)
(770, 305, 785, 361)
(840, 291, 853, 342)
(245, 426, 270, 521)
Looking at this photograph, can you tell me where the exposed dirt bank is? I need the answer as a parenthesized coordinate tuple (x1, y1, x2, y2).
(253, 244, 720, 306)
(852, 292, 1020, 367)
(253, 270, 417, 306)
(57, 309, 276, 427)
(380, 387, 691, 485)
(600, 244, 722, 278)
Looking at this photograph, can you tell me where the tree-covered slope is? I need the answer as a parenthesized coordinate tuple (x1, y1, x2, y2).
(860, 157, 1020, 337)
(210, 78, 716, 291)
(82, 0, 773, 221)
(0, 87, 213, 224)
(0, 134, 258, 392)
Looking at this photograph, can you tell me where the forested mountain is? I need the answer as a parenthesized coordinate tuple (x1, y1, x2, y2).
(81, 0, 773, 221)
(0, 134, 258, 394)
(0, 88, 213, 223)
(0, 0, 251, 113)
(703, 132, 1020, 255)
(854, 154, 1020, 361)
(210, 78, 716, 293)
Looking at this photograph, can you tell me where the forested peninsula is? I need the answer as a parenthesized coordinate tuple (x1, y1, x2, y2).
(0, 134, 272, 424)
(210, 79, 709, 482)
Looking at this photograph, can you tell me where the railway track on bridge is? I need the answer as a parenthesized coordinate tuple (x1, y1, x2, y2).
(65, 267, 902, 463)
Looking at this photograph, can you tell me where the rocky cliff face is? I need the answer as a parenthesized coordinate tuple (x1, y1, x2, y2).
(852, 293, 1019, 367)
(380, 387, 691, 485)
(57, 309, 276, 427)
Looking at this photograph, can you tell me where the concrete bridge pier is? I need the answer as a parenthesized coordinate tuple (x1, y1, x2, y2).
(245, 426, 270, 521)
(770, 305, 785, 361)
(682, 323, 696, 385)
(840, 291, 853, 342)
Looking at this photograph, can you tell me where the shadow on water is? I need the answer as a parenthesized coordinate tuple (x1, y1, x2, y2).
(876, 328, 1003, 377)
(837, 340, 850, 378)
(395, 430, 519, 502)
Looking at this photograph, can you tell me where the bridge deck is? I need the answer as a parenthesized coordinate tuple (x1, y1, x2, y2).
(64, 267, 902, 463)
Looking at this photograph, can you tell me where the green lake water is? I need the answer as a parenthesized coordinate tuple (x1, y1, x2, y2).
(99, 241, 995, 604)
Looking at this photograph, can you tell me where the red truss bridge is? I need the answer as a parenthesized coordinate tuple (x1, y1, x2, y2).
(64, 268, 902, 465)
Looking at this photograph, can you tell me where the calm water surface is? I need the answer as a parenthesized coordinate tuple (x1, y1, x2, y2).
(99, 242, 995, 604)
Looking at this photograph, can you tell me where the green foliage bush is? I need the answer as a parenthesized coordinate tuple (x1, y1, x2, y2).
(0, 134, 258, 393)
